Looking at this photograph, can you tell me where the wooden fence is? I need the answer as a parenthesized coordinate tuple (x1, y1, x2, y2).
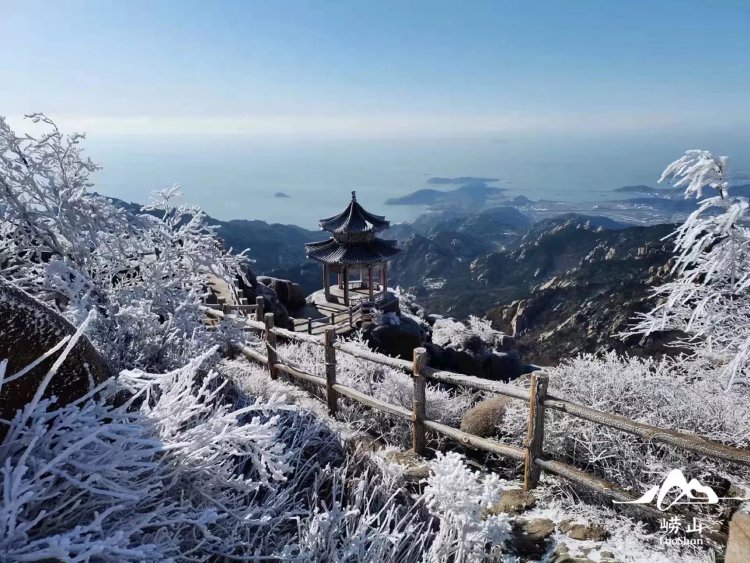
(203, 289, 261, 316)
(290, 300, 372, 334)
(205, 291, 371, 334)
(207, 304, 750, 540)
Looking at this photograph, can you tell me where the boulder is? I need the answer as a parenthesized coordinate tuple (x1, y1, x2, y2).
(487, 488, 536, 515)
(381, 449, 430, 481)
(257, 276, 306, 312)
(726, 511, 750, 563)
(453, 332, 486, 354)
(508, 518, 555, 560)
(234, 269, 291, 328)
(492, 333, 516, 352)
(452, 350, 484, 377)
(367, 316, 424, 360)
(0, 280, 109, 429)
(559, 520, 610, 541)
(517, 518, 555, 540)
(460, 396, 511, 438)
(378, 294, 401, 314)
(483, 351, 525, 382)
(425, 342, 449, 368)
(510, 299, 530, 336)
(424, 313, 444, 325)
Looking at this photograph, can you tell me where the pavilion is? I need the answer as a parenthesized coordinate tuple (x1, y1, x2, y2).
(305, 191, 401, 307)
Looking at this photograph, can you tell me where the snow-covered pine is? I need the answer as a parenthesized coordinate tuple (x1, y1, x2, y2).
(629, 150, 750, 389)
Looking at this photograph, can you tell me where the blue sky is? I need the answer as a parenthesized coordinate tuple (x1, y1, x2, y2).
(2, 0, 749, 139)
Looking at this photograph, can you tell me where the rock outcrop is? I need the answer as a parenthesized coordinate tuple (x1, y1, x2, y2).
(366, 316, 426, 360)
(428, 317, 531, 381)
(257, 276, 306, 312)
(231, 267, 292, 329)
(486, 224, 680, 364)
(558, 520, 610, 542)
(0, 280, 109, 427)
(386, 213, 681, 364)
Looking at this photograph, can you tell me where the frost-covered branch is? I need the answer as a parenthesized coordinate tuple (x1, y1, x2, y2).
(630, 150, 750, 389)
(0, 115, 249, 372)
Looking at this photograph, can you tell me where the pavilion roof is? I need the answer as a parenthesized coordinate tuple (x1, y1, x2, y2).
(305, 237, 400, 265)
(318, 191, 390, 234)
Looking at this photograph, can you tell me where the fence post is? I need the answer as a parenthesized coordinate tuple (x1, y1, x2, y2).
(524, 372, 549, 490)
(256, 296, 264, 321)
(349, 307, 354, 327)
(412, 347, 428, 456)
(324, 327, 338, 416)
(307, 317, 312, 334)
(218, 296, 227, 314)
(330, 312, 336, 325)
(264, 312, 278, 380)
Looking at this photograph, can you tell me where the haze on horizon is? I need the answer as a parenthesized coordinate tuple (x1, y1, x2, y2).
(2, 0, 749, 223)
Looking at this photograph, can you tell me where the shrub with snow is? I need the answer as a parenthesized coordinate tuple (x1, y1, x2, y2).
(501, 352, 750, 501)
(423, 452, 511, 562)
(1, 329, 439, 561)
(0, 114, 247, 372)
(432, 315, 506, 354)
(263, 333, 473, 448)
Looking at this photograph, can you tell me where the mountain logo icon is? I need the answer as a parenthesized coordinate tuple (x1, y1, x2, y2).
(614, 469, 749, 511)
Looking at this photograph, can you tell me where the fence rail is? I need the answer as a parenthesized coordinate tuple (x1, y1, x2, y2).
(225, 310, 746, 542)
(290, 300, 373, 334)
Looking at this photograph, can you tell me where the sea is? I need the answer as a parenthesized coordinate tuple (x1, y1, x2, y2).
(85, 130, 750, 230)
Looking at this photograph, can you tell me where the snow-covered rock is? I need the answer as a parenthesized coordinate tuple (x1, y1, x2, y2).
(0, 279, 109, 429)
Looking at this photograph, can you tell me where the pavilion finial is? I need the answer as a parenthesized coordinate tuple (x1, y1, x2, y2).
(351, 190, 357, 201)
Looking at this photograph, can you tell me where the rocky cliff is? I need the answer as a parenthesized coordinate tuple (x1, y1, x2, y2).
(484, 223, 681, 364)
(388, 214, 679, 364)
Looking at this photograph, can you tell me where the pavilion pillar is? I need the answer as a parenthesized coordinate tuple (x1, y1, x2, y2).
(323, 264, 331, 301)
(338, 273, 343, 289)
(368, 266, 374, 300)
(382, 262, 388, 295)
(343, 266, 349, 306)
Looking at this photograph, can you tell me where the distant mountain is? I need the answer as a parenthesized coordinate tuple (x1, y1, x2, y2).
(614, 185, 660, 195)
(427, 176, 500, 185)
(387, 212, 679, 363)
(510, 195, 535, 205)
(386, 182, 506, 208)
(614, 183, 750, 201)
(484, 221, 679, 363)
(106, 196, 325, 275)
(429, 206, 532, 235)
(215, 218, 325, 272)
(530, 213, 633, 231)
(385, 188, 446, 206)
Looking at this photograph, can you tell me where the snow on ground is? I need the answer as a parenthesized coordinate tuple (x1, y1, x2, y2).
(223, 351, 720, 562)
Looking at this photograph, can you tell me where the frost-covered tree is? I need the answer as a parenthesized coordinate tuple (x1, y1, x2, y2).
(631, 150, 750, 389)
(0, 114, 248, 371)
